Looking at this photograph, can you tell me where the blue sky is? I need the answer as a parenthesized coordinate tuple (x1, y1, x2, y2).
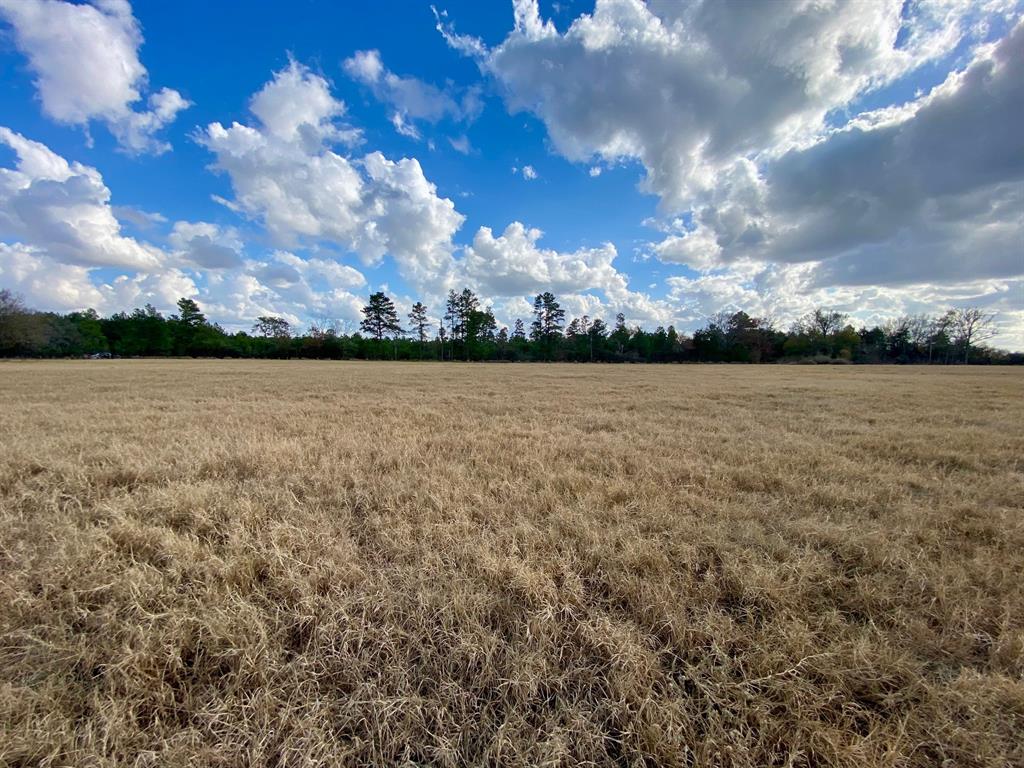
(1, 0, 1022, 346)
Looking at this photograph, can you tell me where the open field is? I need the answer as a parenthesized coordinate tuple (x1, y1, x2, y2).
(1, 361, 1023, 767)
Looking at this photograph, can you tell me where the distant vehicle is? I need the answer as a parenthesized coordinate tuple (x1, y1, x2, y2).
(86, 352, 113, 359)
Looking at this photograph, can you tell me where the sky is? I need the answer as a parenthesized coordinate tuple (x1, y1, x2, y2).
(0, 0, 1022, 347)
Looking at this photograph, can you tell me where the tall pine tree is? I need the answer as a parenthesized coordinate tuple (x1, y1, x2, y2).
(360, 292, 403, 341)
(408, 301, 431, 358)
(530, 292, 565, 360)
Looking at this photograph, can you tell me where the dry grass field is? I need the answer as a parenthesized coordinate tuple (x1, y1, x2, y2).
(1, 361, 1022, 767)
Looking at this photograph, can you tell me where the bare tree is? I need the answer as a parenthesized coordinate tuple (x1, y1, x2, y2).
(905, 314, 933, 350)
(949, 307, 997, 364)
(796, 308, 848, 337)
(806, 309, 847, 335)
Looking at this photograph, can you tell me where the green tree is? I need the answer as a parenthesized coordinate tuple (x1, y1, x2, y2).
(407, 301, 432, 359)
(443, 290, 460, 355)
(790, 308, 849, 357)
(67, 309, 109, 355)
(360, 292, 403, 341)
(530, 292, 565, 360)
(170, 297, 210, 355)
(0, 290, 48, 355)
(408, 302, 431, 344)
(588, 317, 608, 361)
(252, 316, 292, 358)
(253, 316, 292, 339)
(458, 290, 485, 359)
(175, 298, 206, 328)
(610, 312, 631, 357)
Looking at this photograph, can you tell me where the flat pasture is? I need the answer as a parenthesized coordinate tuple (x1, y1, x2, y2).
(1, 361, 1022, 766)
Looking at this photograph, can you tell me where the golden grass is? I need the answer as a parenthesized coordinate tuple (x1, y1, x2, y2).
(1, 360, 1022, 767)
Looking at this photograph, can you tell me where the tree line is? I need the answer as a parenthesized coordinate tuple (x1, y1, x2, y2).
(0, 287, 1017, 364)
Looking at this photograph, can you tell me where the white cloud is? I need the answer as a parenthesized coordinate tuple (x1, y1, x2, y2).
(0, 0, 189, 154)
(343, 48, 479, 141)
(169, 221, 244, 269)
(391, 112, 422, 140)
(344, 49, 459, 120)
(201, 250, 367, 329)
(651, 24, 1024, 288)
(651, 226, 722, 272)
(520, 164, 538, 180)
(0, 240, 198, 315)
(0, 242, 104, 310)
(249, 58, 357, 146)
(197, 61, 465, 290)
(462, 221, 621, 296)
(113, 206, 168, 229)
(435, 0, 1021, 345)
(456, 221, 675, 328)
(99, 267, 198, 313)
(0, 126, 164, 268)
(0, 121, 371, 331)
(443, 0, 1021, 280)
(343, 49, 385, 84)
(588, 166, 601, 177)
(432, 4, 488, 59)
(445, 0, 993, 210)
(0, 239, 370, 334)
(448, 135, 472, 154)
(760, 29, 1024, 287)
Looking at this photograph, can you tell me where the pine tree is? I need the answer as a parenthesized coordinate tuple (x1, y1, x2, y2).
(171, 297, 210, 355)
(611, 312, 630, 354)
(408, 302, 431, 344)
(360, 292, 403, 341)
(512, 319, 526, 340)
(175, 298, 206, 328)
(530, 292, 565, 360)
(444, 290, 460, 341)
(588, 317, 608, 362)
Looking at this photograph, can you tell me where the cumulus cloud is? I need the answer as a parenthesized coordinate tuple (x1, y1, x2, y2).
(201, 250, 367, 329)
(99, 267, 199, 313)
(169, 221, 244, 269)
(0, 240, 199, 315)
(0, 124, 372, 330)
(651, 226, 722, 273)
(456, 221, 675, 328)
(197, 61, 465, 290)
(443, 0, 1023, 303)
(462, 221, 621, 296)
(653, 23, 1024, 287)
(443, 0, 998, 210)
(0, 0, 189, 154)
(0, 127, 164, 268)
(0, 242, 104, 310)
(763, 26, 1023, 285)
(343, 49, 481, 141)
